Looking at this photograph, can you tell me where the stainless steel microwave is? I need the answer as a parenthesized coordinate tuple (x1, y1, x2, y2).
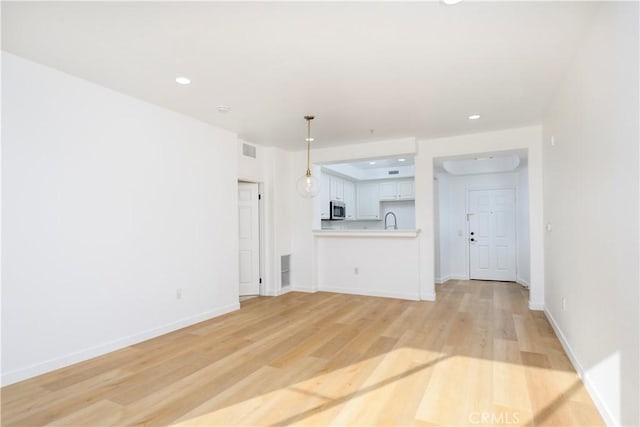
(330, 200, 345, 220)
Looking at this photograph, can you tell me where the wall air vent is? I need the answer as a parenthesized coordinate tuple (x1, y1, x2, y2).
(242, 143, 257, 159)
(388, 170, 399, 175)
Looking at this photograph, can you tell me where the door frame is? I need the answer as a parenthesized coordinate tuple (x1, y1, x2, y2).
(465, 185, 519, 281)
(237, 180, 264, 296)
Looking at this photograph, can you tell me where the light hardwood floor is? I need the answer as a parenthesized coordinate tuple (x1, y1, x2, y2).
(2, 280, 604, 426)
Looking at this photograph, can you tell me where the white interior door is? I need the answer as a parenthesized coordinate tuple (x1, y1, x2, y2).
(468, 189, 516, 282)
(238, 182, 260, 296)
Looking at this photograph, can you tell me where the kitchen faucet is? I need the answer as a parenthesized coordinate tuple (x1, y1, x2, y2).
(384, 211, 398, 230)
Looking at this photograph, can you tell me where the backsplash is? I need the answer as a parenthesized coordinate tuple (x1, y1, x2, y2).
(322, 200, 415, 230)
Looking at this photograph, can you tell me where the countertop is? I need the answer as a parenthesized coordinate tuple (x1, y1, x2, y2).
(313, 229, 421, 238)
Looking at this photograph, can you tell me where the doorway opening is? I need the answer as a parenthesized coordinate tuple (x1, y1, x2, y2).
(433, 150, 530, 286)
(237, 181, 262, 297)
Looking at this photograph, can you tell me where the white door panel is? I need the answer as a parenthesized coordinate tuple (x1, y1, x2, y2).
(238, 182, 260, 296)
(239, 251, 252, 283)
(238, 207, 251, 239)
(469, 189, 516, 282)
(478, 245, 490, 269)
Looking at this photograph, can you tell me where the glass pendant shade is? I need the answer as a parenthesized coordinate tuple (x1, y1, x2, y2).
(297, 115, 320, 198)
(296, 172, 320, 198)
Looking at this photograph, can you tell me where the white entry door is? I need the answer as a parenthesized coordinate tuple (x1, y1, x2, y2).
(238, 182, 260, 296)
(468, 189, 516, 282)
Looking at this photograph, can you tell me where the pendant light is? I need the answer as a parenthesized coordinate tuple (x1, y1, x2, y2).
(296, 115, 320, 198)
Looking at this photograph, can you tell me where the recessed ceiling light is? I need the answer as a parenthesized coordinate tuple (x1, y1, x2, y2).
(216, 105, 231, 113)
(369, 161, 376, 165)
(175, 77, 191, 85)
(468, 114, 481, 120)
(442, 0, 463, 5)
(398, 158, 406, 162)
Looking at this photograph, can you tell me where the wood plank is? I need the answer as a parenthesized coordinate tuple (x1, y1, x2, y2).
(1, 282, 604, 427)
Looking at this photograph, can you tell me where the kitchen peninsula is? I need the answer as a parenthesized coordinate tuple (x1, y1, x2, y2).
(313, 156, 420, 300)
(312, 157, 422, 301)
(312, 228, 422, 301)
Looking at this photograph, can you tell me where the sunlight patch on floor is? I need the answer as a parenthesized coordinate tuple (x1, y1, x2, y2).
(171, 346, 439, 426)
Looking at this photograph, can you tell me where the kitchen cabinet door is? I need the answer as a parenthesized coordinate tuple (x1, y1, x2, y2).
(343, 180, 356, 220)
(330, 176, 344, 201)
(379, 181, 398, 201)
(397, 180, 415, 200)
(320, 173, 330, 219)
(357, 182, 381, 219)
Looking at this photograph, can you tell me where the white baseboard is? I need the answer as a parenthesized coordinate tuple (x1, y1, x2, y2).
(319, 285, 420, 301)
(276, 286, 292, 296)
(544, 308, 616, 426)
(1, 302, 239, 387)
(435, 275, 469, 284)
(445, 275, 468, 283)
(290, 285, 318, 293)
(421, 292, 436, 301)
(528, 301, 544, 311)
(517, 277, 530, 288)
(263, 286, 293, 296)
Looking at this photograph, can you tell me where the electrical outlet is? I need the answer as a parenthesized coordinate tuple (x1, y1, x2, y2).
(562, 297, 566, 311)
(176, 288, 182, 300)
(354, 267, 359, 275)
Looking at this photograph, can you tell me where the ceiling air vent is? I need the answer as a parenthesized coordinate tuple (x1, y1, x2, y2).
(388, 170, 399, 175)
(242, 143, 257, 159)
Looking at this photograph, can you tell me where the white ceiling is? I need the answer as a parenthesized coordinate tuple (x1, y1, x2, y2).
(2, 2, 597, 150)
(434, 149, 528, 175)
(348, 157, 415, 170)
(442, 154, 520, 175)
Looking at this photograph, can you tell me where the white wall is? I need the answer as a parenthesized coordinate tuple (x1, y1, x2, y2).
(435, 176, 450, 283)
(542, 3, 638, 425)
(516, 166, 530, 286)
(2, 53, 240, 385)
(323, 163, 415, 181)
(292, 130, 542, 305)
(435, 174, 450, 282)
(316, 235, 420, 300)
(290, 138, 417, 293)
(435, 170, 530, 286)
(237, 140, 293, 296)
(433, 178, 442, 281)
(416, 126, 544, 308)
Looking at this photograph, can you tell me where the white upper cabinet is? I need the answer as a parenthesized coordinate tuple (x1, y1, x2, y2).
(378, 179, 415, 201)
(397, 180, 415, 200)
(320, 173, 330, 219)
(379, 181, 398, 201)
(343, 180, 356, 220)
(357, 182, 381, 220)
(321, 171, 414, 221)
(330, 176, 344, 201)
